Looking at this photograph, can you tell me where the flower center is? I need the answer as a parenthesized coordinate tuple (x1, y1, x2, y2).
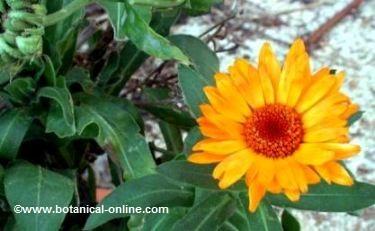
(243, 104, 303, 158)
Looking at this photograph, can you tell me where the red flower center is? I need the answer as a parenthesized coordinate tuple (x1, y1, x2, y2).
(243, 104, 303, 158)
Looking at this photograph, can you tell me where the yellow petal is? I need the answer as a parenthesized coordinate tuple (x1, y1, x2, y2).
(277, 39, 307, 104)
(316, 143, 360, 160)
(284, 189, 300, 201)
(197, 117, 231, 139)
(275, 159, 299, 190)
(258, 67, 275, 104)
(286, 53, 311, 107)
(266, 179, 282, 194)
(314, 165, 331, 184)
(193, 139, 247, 155)
(325, 161, 354, 186)
(255, 155, 275, 185)
(204, 86, 246, 122)
(215, 73, 251, 117)
(303, 127, 348, 143)
(258, 42, 281, 90)
(248, 181, 266, 212)
(293, 144, 334, 165)
(290, 161, 308, 193)
(188, 152, 226, 164)
(301, 165, 320, 184)
(199, 104, 244, 139)
(213, 149, 254, 188)
(340, 103, 359, 120)
(302, 93, 349, 128)
(295, 68, 336, 113)
(315, 161, 353, 186)
(246, 164, 259, 185)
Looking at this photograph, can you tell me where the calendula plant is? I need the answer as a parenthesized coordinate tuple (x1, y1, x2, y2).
(0, 0, 373, 230)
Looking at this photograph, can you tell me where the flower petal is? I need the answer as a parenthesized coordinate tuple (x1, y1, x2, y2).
(248, 181, 266, 212)
(293, 144, 334, 165)
(188, 152, 226, 164)
(204, 86, 246, 122)
(199, 104, 243, 139)
(193, 139, 247, 155)
(303, 127, 348, 143)
(258, 42, 281, 90)
(295, 68, 336, 113)
(213, 149, 254, 188)
(214, 73, 251, 117)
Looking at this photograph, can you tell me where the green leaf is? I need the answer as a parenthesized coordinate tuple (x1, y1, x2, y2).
(99, 9, 181, 95)
(347, 111, 363, 126)
(178, 65, 211, 117)
(98, 0, 129, 41)
(65, 67, 94, 93)
(143, 87, 196, 129)
(4, 78, 36, 105)
(186, 0, 222, 15)
(171, 192, 236, 231)
(75, 94, 155, 179)
(142, 208, 187, 231)
(157, 160, 246, 191)
(99, 1, 152, 40)
(118, 1, 189, 63)
(84, 174, 194, 230)
(38, 78, 76, 138)
(170, 34, 219, 79)
(220, 193, 282, 231)
(182, 127, 202, 156)
(267, 181, 375, 212)
(159, 121, 183, 155)
(0, 109, 33, 160)
(281, 210, 300, 231)
(43, 56, 57, 86)
(0, 164, 4, 196)
(44, 0, 84, 72)
(4, 161, 74, 231)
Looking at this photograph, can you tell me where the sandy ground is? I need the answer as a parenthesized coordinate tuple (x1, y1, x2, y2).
(93, 0, 375, 230)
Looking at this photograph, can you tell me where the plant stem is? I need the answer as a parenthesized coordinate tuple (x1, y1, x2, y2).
(130, 0, 185, 8)
(43, 0, 94, 27)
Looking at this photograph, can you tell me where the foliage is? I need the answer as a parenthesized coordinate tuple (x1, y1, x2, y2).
(0, 0, 373, 230)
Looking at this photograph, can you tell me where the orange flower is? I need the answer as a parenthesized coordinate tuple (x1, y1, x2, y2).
(188, 39, 361, 212)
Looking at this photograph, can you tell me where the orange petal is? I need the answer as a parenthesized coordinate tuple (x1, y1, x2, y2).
(212, 149, 254, 188)
(325, 161, 354, 186)
(295, 68, 336, 113)
(275, 159, 299, 190)
(193, 139, 247, 155)
(204, 86, 246, 122)
(258, 42, 281, 90)
(284, 189, 300, 201)
(248, 182, 266, 212)
(214, 73, 251, 117)
(340, 104, 359, 120)
(199, 104, 243, 139)
(301, 165, 321, 184)
(277, 39, 307, 104)
(197, 117, 231, 139)
(188, 152, 226, 164)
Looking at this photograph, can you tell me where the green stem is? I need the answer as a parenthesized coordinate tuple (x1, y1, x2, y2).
(43, 0, 94, 27)
(130, 0, 186, 8)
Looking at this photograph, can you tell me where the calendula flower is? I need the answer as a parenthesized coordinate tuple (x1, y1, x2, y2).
(188, 39, 361, 212)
